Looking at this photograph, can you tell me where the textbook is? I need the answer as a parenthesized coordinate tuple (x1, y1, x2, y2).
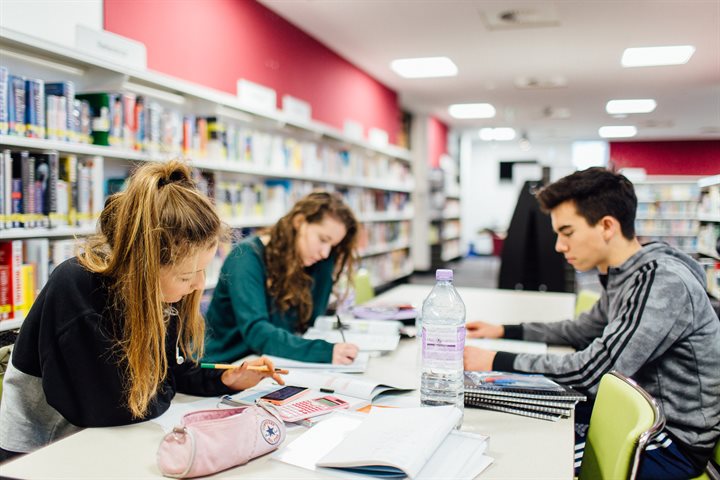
(275, 406, 493, 479)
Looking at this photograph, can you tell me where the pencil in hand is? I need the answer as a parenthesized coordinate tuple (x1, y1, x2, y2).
(200, 363, 289, 375)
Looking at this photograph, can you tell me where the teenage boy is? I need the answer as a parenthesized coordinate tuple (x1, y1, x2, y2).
(464, 167, 720, 479)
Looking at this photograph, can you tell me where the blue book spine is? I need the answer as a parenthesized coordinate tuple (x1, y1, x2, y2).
(0, 67, 8, 135)
(24, 78, 45, 139)
(7, 76, 26, 136)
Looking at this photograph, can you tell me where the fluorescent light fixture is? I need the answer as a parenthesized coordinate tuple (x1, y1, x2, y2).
(606, 99, 657, 114)
(448, 103, 496, 119)
(621, 45, 695, 67)
(598, 126, 637, 138)
(122, 81, 186, 105)
(390, 56, 458, 78)
(0, 48, 86, 76)
(479, 127, 516, 141)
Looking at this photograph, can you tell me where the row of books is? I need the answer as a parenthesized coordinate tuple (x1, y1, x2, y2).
(0, 149, 104, 230)
(464, 371, 587, 422)
(0, 68, 92, 143)
(357, 221, 410, 254)
(0, 238, 78, 321)
(0, 67, 411, 186)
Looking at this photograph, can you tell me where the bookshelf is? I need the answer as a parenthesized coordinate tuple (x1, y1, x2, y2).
(696, 174, 720, 300)
(633, 177, 701, 255)
(0, 28, 414, 330)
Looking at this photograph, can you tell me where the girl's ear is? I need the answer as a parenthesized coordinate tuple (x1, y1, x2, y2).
(292, 214, 306, 230)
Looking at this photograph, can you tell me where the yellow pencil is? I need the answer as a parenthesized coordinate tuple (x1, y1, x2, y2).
(200, 363, 288, 374)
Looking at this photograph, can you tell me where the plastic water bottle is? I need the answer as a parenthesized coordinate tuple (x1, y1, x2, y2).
(420, 269, 466, 428)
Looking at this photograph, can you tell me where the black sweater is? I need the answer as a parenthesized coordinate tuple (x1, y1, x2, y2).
(11, 257, 233, 427)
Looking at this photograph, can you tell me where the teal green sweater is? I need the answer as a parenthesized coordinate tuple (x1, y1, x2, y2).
(203, 236, 335, 363)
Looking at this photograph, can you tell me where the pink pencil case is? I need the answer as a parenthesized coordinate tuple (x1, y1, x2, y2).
(156, 405, 285, 478)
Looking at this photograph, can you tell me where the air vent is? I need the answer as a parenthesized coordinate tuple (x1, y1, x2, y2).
(481, 5, 560, 30)
(515, 76, 567, 89)
(637, 119, 674, 129)
(542, 106, 571, 119)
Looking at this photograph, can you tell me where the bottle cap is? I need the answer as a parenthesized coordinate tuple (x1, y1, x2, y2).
(435, 269, 453, 281)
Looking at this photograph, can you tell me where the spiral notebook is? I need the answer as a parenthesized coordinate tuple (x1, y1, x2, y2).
(464, 371, 586, 401)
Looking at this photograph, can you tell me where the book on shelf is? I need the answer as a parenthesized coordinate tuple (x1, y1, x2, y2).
(275, 406, 493, 479)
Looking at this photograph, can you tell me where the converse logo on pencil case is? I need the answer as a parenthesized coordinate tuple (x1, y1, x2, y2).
(261, 418, 282, 445)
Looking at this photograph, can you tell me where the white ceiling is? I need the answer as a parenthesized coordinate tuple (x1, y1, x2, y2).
(258, 0, 720, 145)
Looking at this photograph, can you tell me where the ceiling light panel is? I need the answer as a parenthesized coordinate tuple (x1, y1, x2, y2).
(479, 127, 516, 141)
(448, 103, 496, 119)
(606, 99, 657, 115)
(598, 126, 637, 138)
(390, 56, 458, 78)
(621, 45, 695, 67)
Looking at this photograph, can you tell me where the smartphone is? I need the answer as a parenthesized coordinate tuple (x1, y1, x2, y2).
(275, 395, 350, 423)
(259, 385, 309, 405)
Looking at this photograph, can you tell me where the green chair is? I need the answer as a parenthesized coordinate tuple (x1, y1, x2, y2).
(575, 289, 601, 318)
(353, 268, 375, 306)
(578, 371, 665, 480)
(690, 440, 720, 480)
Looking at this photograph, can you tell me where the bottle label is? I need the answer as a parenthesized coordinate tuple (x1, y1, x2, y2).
(422, 325, 466, 369)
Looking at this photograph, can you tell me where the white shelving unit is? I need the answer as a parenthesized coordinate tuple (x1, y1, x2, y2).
(0, 28, 414, 330)
(633, 177, 701, 255)
(696, 174, 720, 300)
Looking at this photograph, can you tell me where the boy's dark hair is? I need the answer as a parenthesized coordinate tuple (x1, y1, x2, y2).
(535, 167, 637, 240)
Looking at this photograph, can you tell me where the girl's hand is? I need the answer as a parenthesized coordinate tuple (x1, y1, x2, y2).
(220, 357, 286, 391)
(332, 343, 359, 364)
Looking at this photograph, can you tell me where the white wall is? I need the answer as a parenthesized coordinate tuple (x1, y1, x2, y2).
(0, 0, 103, 46)
(459, 134, 576, 255)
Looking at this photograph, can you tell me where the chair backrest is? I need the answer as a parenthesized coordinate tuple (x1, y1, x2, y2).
(575, 289, 601, 318)
(579, 371, 665, 480)
(353, 269, 375, 306)
(0, 344, 12, 403)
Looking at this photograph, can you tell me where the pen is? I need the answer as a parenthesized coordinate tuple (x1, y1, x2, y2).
(335, 314, 347, 343)
(200, 363, 289, 374)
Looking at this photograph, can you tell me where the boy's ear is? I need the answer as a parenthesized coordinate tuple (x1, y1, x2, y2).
(600, 215, 619, 241)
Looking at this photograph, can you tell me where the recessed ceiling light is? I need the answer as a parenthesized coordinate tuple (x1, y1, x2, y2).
(606, 99, 657, 115)
(598, 126, 637, 138)
(390, 56, 458, 78)
(448, 103, 496, 119)
(621, 45, 695, 67)
(479, 127, 516, 141)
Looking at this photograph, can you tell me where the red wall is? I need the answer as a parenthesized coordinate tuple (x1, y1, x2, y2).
(104, 0, 402, 144)
(428, 116, 448, 168)
(610, 140, 720, 175)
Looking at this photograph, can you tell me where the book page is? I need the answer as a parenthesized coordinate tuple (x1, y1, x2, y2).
(281, 370, 413, 401)
(317, 406, 461, 478)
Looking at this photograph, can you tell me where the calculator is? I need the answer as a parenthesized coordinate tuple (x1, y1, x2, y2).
(275, 395, 350, 423)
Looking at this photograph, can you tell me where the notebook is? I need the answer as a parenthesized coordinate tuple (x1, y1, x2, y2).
(464, 394, 575, 417)
(464, 371, 587, 401)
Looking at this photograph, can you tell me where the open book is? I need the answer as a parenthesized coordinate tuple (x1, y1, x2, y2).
(275, 406, 493, 479)
(304, 316, 401, 352)
(282, 370, 413, 403)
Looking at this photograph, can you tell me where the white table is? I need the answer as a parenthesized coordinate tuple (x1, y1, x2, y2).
(1, 286, 577, 479)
